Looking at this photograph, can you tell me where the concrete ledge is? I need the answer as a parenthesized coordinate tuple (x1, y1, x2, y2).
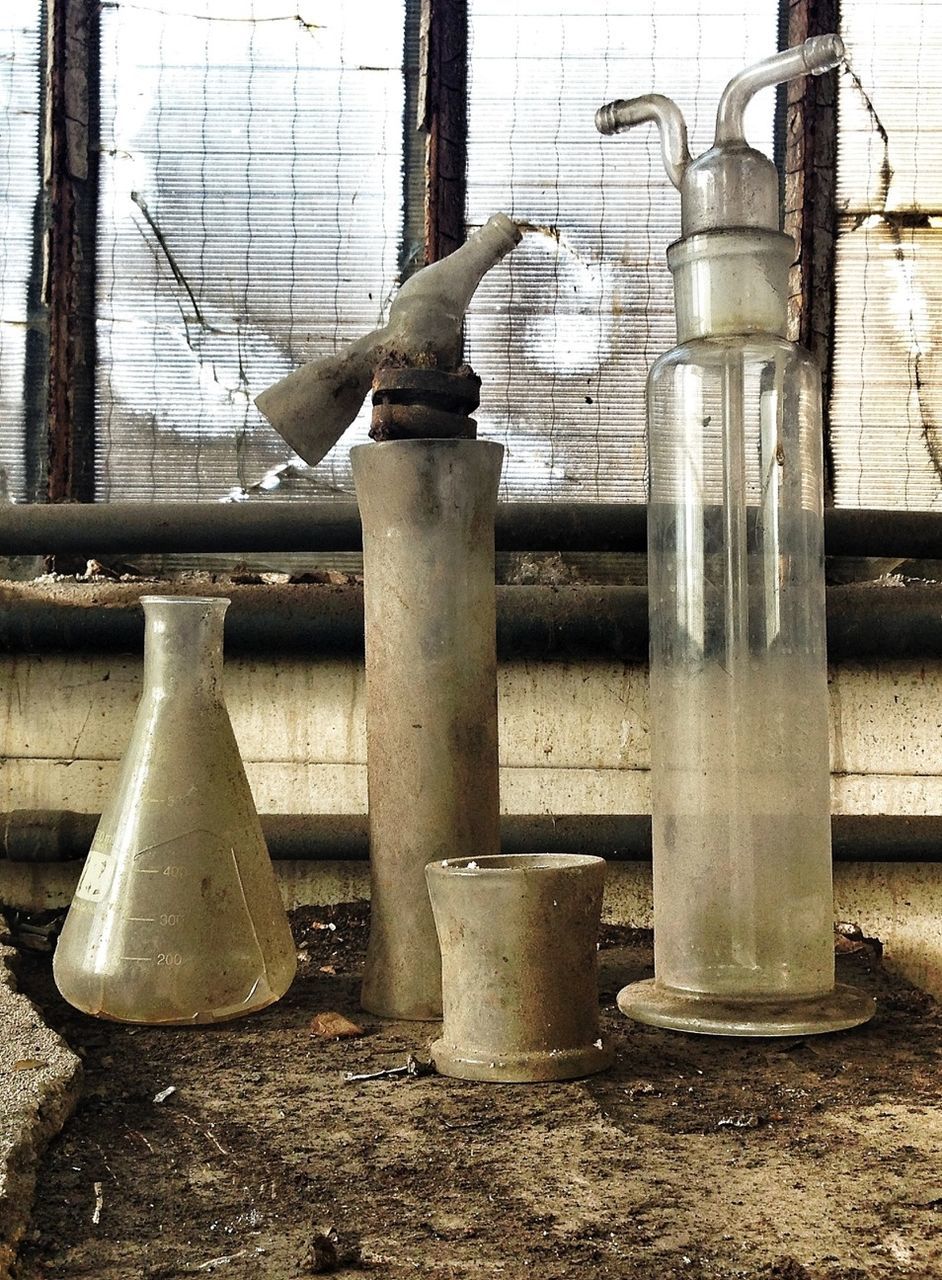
(0, 922, 82, 1280)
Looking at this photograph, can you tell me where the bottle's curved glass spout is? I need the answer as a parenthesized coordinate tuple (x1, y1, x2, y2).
(596, 40, 875, 1036)
(53, 596, 297, 1024)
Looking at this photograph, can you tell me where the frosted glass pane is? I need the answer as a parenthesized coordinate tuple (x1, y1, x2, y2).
(0, 2, 41, 503)
(466, 1, 779, 503)
(95, 0, 404, 501)
(838, 0, 942, 212)
(830, 222, 942, 510)
(831, 0, 942, 510)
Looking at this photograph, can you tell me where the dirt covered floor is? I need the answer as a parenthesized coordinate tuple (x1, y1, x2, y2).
(9, 907, 942, 1280)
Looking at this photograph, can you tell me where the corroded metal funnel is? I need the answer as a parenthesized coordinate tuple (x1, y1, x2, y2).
(351, 437, 503, 1020)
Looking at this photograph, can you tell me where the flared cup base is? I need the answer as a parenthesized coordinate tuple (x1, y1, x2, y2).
(430, 1036, 614, 1082)
(617, 979, 876, 1038)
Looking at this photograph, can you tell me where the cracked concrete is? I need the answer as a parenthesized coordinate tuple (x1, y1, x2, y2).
(0, 920, 81, 1280)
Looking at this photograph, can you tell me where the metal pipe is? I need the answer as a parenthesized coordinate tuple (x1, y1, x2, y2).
(0, 810, 938, 865)
(0, 500, 648, 555)
(0, 581, 939, 660)
(0, 811, 371, 863)
(0, 501, 367, 556)
(1, 500, 940, 559)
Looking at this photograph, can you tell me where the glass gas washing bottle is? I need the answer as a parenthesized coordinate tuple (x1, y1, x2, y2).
(596, 38, 875, 1035)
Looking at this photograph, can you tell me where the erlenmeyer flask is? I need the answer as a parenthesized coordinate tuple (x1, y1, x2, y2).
(53, 596, 296, 1024)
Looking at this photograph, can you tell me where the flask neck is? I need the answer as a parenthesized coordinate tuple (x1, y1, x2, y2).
(667, 228, 793, 344)
(140, 596, 229, 702)
(400, 212, 520, 320)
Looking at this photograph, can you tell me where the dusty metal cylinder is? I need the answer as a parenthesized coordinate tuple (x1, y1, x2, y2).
(351, 438, 503, 1020)
(426, 854, 613, 1082)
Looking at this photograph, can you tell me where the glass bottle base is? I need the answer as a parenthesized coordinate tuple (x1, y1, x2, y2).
(53, 968, 295, 1025)
(617, 979, 875, 1038)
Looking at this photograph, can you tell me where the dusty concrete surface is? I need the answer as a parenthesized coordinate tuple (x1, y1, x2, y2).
(9, 906, 942, 1280)
(0, 926, 81, 1280)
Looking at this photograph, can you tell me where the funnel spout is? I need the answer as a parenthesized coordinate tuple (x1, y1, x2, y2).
(715, 35, 844, 145)
(595, 93, 690, 189)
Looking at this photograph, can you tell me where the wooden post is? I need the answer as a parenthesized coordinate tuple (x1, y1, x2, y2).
(45, 0, 99, 502)
(420, 0, 468, 265)
(783, 0, 841, 501)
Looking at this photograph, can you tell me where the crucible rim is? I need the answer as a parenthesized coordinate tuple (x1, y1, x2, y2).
(426, 852, 605, 878)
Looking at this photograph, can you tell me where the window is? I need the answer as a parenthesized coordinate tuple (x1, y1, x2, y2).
(831, 0, 942, 511)
(0, 2, 42, 504)
(95, 0, 405, 502)
(2, 1, 938, 521)
(465, 0, 778, 503)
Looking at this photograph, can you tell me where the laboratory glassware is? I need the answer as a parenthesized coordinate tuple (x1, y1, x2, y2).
(54, 596, 297, 1024)
(596, 39, 875, 1035)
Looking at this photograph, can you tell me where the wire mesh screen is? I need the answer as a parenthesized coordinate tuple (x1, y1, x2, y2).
(0, 2, 41, 505)
(95, 0, 404, 502)
(465, 0, 779, 504)
(831, 0, 942, 510)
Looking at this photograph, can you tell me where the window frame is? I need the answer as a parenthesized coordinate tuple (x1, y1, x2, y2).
(34, 0, 841, 515)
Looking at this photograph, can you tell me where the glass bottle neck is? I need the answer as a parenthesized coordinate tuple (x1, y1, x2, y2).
(667, 228, 792, 344)
(141, 597, 229, 702)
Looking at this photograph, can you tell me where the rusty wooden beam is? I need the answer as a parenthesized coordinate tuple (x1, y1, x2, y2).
(783, 0, 841, 501)
(44, 0, 98, 503)
(420, 0, 468, 264)
(399, 0, 426, 281)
